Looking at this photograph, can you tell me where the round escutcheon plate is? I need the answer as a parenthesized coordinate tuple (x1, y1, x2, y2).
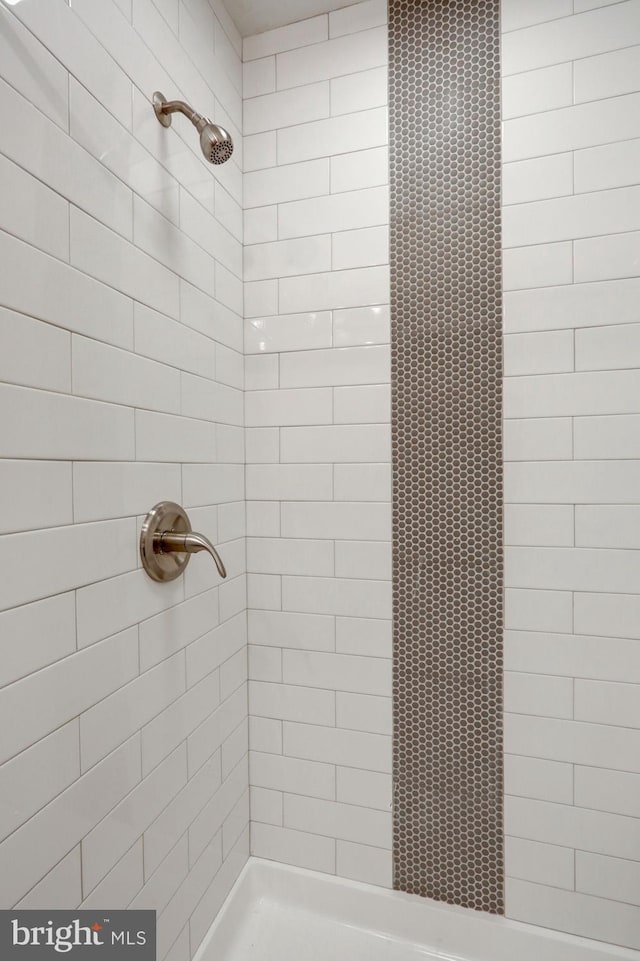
(140, 501, 192, 582)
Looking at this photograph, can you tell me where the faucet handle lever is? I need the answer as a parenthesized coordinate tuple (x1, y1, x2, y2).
(157, 531, 227, 579)
(141, 502, 227, 583)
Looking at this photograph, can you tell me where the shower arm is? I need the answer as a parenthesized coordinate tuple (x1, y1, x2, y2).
(153, 93, 207, 130)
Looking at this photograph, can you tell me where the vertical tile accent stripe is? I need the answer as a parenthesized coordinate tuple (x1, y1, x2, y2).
(389, 0, 504, 913)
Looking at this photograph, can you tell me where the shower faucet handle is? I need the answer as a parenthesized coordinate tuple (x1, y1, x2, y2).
(140, 502, 227, 583)
(155, 530, 227, 579)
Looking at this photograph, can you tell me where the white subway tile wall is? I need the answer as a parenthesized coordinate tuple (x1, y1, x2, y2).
(243, 0, 392, 886)
(0, 0, 247, 958)
(503, 0, 640, 947)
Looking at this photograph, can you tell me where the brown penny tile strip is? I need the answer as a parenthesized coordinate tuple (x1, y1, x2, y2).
(389, 0, 504, 914)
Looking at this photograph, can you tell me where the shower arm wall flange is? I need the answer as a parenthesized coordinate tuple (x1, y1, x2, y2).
(153, 91, 206, 131)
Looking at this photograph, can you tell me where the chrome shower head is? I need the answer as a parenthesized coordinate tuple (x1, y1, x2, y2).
(152, 91, 234, 166)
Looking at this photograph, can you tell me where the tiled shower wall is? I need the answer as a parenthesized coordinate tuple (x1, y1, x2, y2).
(242, 0, 393, 887)
(0, 1, 246, 958)
(503, 0, 640, 948)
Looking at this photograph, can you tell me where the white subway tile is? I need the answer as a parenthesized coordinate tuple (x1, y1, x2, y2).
(505, 589, 573, 634)
(506, 837, 574, 890)
(505, 671, 574, 718)
(503, 154, 573, 206)
(506, 545, 640, 594)
(0, 722, 79, 844)
(243, 57, 276, 98)
(283, 575, 391, 621)
(0, 460, 71, 535)
(246, 427, 279, 463)
(575, 765, 640, 818)
(246, 311, 333, 355)
(336, 616, 391, 658)
(0, 231, 133, 350)
(250, 786, 282, 825)
(505, 754, 574, 804)
(280, 186, 388, 239)
(246, 464, 333, 501)
(506, 369, 640, 419)
(250, 822, 335, 873)
(336, 692, 391, 734)
(335, 540, 390, 580)
(505, 714, 640, 774)
(575, 138, 640, 193)
(506, 459, 640, 504)
(72, 335, 180, 414)
(576, 506, 640, 549)
(281, 502, 390, 541)
(244, 16, 328, 61)
(504, 505, 574, 547)
(337, 840, 391, 887)
(246, 501, 280, 537)
(502, 243, 573, 291)
(284, 650, 390, 697)
(247, 538, 334, 576)
(332, 226, 389, 270)
(247, 573, 281, 611)
(575, 230, 640, 284)
(81, 653, 185, 771)
(278, 107, 388, 164)
(250, 680, 334, 725)
(505, 277, 640, 334)
(82, 840, 143, 909)
(334, 464, 391, 502)
(17, 848, 82, 910)
(503, 63, 573, 120)
(0, 737, 140, 907)
(280, 266, 390, 314)
(330, 0, 387, 37)
(245, 82, 329, 135)
(249, 716, 282, 755)
(336, 767, 391, 810)
(248, 610, 335, 652)
(245, 236, 331, 282)
(245, 159, 329, 208)
(244, 132, 277, 172)
(575, 679, 640, 728)
(331, 66, 387, 116)
(0, 593, 76, 689)
(142, 669, 220, 775)
(0, 6, 69, 129)
(504, 330, 574, 376)
(281, 424, 390, 463)
(0, 153, 69, 261)
(250, 751, 334, 799)
(506, 878, 640, 951)
(331, 147, 389, 194)
(576, 322, 640, 372)
(577, 851, 640, 907)
(575, 44, 640, 103)
(244, 207, 278, 245)
(284, 794, 390, 849)
(575, 415, 640, 459)
(245, 355, 279, 390)
(503, 2, 640, 75)
(501, 0, 572, 32)
(506, 629, 640, 684)
(283, 720, 391, 772)
(245, 279, 278, 318)
(70, 208, 179, 318)
(277, 26, 387, 89)
(11, 0, 132, 125)
(83, 745, 186, 894)
(504, 94, 640, 163)
(73, 461, 181, 524)
(249, 646, 282, 683)
(504, 418, 573, 461)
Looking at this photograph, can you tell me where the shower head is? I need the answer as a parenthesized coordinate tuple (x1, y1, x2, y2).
(152, 91, 234, 166)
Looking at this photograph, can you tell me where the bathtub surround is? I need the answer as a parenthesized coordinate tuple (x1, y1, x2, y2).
(389, 0, 503, 913)
(243, 0, 393, 887)
(0, 1, 246, 958)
